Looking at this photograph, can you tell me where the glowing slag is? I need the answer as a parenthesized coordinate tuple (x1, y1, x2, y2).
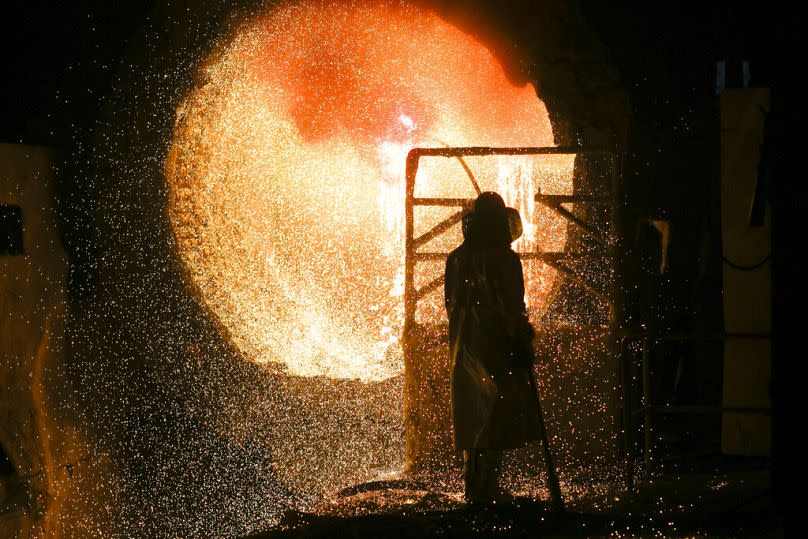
(165, 0, 573, 381)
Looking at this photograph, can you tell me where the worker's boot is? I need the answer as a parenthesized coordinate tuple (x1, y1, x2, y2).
(465, 449, 499, 505)
(482, 450, 513, 505)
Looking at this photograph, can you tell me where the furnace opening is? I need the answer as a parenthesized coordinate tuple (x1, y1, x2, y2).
(165, 0, 573, 381)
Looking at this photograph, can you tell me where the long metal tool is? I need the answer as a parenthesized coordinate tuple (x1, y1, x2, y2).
(526, 361, 564, 512)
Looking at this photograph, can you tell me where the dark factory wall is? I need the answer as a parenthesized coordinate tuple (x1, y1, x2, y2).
(1, 144, 118, 538)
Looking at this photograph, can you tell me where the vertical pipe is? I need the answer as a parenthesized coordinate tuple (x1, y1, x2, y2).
(642, 337, 653, 479)
(403, 150, 418, 471)
(620, 338, 634, 492)
(404, 151, 417, 334)
(609, 151, 624, 327)
(607, 151, 633, 491)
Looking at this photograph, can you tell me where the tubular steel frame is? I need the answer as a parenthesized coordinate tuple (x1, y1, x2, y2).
(403, 146, 620, 331)
(402, 146, 623, 476)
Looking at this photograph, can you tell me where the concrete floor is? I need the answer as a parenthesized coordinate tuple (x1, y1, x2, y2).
(247, 468, 779, 538)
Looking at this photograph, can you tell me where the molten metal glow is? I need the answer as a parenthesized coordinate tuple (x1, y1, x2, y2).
(166, 0, 573, 381)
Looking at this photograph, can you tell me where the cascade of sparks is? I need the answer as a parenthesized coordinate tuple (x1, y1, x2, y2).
(166, 0, 574, 382)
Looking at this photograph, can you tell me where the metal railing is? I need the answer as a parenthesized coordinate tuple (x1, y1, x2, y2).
(401, 146, 621, 471)
(403, 146, 619, 331)
(618, 330, 772, 491)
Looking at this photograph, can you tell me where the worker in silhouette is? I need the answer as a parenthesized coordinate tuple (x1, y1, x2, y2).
(445, 192, 542, 504)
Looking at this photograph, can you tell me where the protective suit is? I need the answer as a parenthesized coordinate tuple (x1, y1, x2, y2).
(444, 193, 542, 502)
